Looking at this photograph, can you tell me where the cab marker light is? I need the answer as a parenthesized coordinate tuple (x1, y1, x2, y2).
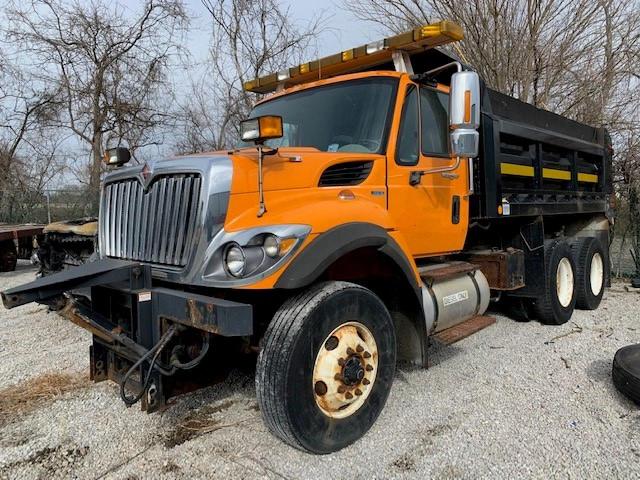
(338, 190, 356, 201)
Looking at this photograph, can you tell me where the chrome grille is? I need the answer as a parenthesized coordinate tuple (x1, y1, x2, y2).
(101, 174, 202, 267)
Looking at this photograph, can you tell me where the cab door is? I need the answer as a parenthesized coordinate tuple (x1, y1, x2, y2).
(387, 80, 469, 257)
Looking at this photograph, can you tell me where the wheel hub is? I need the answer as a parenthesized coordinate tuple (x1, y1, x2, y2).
(342, 356, 365, 385)
(312, 322, 378, 419)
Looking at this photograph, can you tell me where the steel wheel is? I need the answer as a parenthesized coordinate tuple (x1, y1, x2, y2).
(556, 257, 574, 308)
(590, 252, 604, 296)
(312, 322, 378, 419)
(256, 281, 396, 453)
(571, 236, 607, 310)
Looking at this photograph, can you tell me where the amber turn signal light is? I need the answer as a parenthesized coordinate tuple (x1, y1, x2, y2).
(240, 115, 283, 144)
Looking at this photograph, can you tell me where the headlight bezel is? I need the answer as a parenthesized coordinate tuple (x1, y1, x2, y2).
(202, 224, 311, 285)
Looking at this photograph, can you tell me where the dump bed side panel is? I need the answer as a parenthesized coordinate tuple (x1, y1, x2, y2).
(472, 87, 612, 220)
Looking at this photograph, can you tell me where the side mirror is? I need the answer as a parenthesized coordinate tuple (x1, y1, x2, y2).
(449, 71, 480, 158)
(240, 115, 283, 144)
(104, 147, 131, 167)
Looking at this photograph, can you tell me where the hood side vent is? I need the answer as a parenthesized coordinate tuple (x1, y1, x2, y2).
(319, 161, 374, 187)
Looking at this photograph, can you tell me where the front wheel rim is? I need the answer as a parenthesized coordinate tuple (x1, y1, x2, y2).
(312, 322, 378, 419)
(556, 257, 574, 308)
(590, 252, 604, 296)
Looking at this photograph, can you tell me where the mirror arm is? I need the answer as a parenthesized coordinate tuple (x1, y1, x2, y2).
(410, 156, 463, 185)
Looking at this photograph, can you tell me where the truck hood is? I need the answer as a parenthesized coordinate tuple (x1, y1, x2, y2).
(226, 147, 384, 194)
(104, 148, 383, 195)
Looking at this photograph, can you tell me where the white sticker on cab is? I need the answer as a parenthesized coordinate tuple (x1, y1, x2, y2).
(138, 292, 152, 302)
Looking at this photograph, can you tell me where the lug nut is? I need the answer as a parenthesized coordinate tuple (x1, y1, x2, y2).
(363, 351, 371, 359)
(345, 392, 353, 400)
(338, 385, 346, 394)
(334, 373, 342, 381)
(356, 345, 364, 353)
(337, 357, 345, 366)
(362, 378, 370, 385)
(347, 347, 355, 355)
(366, 364, 373, 372)
(355, 389, 363, 396)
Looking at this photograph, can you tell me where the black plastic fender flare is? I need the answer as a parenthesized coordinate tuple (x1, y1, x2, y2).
(274, 222, 421, 300)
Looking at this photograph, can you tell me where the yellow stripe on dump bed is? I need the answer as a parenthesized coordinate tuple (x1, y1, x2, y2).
(542, 168, 571, 181)
(500, 163, 534, 177)
(578, 173, 598, 183)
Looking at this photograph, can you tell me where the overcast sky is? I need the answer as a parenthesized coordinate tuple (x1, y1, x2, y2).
(8, 0, 389, 188)
(132, 0, 384, 65)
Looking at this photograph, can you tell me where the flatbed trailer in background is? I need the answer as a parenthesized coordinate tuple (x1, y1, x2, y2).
(0, 224, 43, 272)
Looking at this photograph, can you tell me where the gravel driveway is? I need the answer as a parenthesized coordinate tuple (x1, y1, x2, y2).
(1, 262, 639, 479)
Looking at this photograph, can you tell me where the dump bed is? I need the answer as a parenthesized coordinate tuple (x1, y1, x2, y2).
(472, 87, 612, 220)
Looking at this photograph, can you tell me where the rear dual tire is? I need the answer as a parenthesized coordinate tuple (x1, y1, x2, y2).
(256, 281, 396, 454)
(571, 237, 606, 310)
(526, 237, 606, 325)
(532, 240, 577, 325)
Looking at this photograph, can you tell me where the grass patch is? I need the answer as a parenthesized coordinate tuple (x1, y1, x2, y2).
(0, 372, 90, 427)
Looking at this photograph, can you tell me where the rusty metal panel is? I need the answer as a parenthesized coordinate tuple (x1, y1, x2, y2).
(433, 315, 496, 345)
(151, 287, 253, 336)
(468, 248, 525, 290)
(0, 224, 44, 241)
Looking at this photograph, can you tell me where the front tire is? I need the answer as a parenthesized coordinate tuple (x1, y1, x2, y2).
(531, 240, 577, 325)
(256, 281, 396, 453)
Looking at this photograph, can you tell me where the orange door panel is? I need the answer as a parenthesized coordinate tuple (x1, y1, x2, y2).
(387, 80, 469, 257)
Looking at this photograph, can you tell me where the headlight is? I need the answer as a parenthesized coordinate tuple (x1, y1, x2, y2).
(263, 235, 280, 258)
(224, 243, 246, 277)
(203, 224, 312, 284)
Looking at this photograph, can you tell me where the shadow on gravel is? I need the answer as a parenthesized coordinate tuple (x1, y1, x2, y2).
(0, 445, 90, 480)
(427, 339, 465, 368)
(587, 358, 640, 410)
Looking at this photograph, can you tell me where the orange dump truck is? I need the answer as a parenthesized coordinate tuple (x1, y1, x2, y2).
(2, 21, 613, 453)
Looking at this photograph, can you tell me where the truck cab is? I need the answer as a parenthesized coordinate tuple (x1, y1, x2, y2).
(2, 20, 612, 454)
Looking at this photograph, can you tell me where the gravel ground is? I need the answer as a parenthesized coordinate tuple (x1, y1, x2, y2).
(1, 261, 639, 479)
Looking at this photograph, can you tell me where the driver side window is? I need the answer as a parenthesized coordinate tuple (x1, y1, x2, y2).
(396, 86, 419, 166)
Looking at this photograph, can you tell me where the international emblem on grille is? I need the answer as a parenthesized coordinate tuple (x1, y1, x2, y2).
(141, 162, 151, 182)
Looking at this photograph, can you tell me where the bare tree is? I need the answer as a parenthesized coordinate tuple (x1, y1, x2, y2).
(6, 0, 188, 196)
(342, 0, 640, 274)
(174, 0, 324, 153)
(342, 0, 639, 116)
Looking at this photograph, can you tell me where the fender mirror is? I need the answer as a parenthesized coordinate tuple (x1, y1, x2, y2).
(449, 71, 480, 158)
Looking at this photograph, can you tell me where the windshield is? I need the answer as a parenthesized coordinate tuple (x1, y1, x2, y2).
(245, 77, 398, 154)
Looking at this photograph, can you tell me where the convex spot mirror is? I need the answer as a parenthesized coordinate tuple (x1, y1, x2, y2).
(449, 71, 480, 158)
(240, 115, 283, 144)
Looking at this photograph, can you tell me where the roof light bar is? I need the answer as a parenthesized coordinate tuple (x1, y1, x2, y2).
(243, 20, 464, 95)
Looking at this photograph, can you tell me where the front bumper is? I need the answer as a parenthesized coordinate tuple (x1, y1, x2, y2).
(2, 259, 254, 411)
(2, 258, 253, 337)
